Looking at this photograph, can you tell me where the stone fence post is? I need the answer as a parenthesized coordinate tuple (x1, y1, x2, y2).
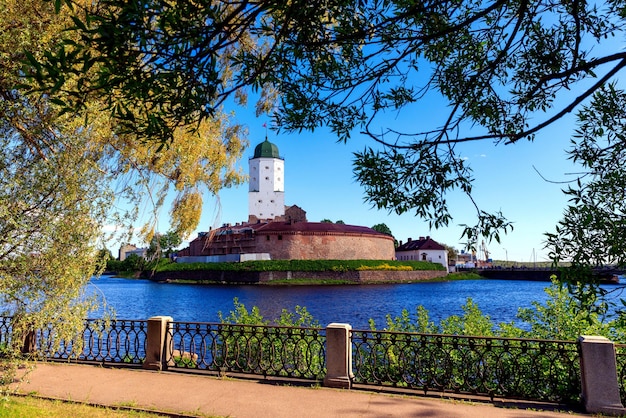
(324, 323, 353, 389)
(143, 316, 173, 371)
(578, 335, 626, 416)
(20, 330, 36, 355)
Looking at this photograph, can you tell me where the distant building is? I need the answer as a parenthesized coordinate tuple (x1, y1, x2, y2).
(284, 205, 307, 223)
(119, 244, 148, 261)
(395, 236, 448, 269)
(455, 250, 476, 267)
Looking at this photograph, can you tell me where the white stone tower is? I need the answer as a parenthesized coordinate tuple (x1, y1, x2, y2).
(248, 138, 285, 221)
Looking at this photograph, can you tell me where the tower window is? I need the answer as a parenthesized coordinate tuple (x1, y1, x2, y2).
(265, 166, 269, 169)
(258, 200, 262, 203)
(270, 200, 274, 203)
(265, 176, 269, 180)
(278, 235, 283, 240)
(266, 236, 270, 241)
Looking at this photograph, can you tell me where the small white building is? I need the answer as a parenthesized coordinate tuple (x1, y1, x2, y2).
(395, 236, 449, 269)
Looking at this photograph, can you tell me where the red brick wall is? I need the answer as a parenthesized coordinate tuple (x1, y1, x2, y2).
(253, 232, 395, 260)
(186, 230, 395, 260)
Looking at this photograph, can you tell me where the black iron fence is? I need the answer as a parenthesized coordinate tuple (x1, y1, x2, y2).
(352, 330, 581, 403)
(167, 322, 326, 379)
(3, 316, 624, 409)
(38, 319, 148, 365)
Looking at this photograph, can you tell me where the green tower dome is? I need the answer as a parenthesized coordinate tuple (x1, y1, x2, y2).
(253, 138, 280, 158)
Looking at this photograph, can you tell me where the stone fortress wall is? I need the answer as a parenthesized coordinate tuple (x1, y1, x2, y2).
(252, 229, 395, 260)
(179, 221, 396, 261)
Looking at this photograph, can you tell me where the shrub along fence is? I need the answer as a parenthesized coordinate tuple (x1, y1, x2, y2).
(1, 316, 625, 415)
(166, 321, 326, 379)
(351, 330, 580, 403)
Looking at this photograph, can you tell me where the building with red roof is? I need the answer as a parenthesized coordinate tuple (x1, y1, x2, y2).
(395, 236, 449, 269)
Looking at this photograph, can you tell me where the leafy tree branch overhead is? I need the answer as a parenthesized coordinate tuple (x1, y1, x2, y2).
(0, 0, 248, 349)
(26, 1, 626, 255)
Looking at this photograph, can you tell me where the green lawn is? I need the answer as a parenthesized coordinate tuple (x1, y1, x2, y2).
(0, 396, 220, 418)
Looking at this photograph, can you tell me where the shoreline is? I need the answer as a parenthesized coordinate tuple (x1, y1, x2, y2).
(157, 274, 480, 286)
(148, 269, 450, 285)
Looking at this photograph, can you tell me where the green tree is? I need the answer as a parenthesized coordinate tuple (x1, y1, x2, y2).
(148, 231, 183, 259)
(372, 223, 398, 247)
(371, 223, 393, 236)
(441, 244, 458, 266)
(0, 0, 249, 358)
(30, 0, 623, 241)
(118, 254, 141, 273)
(544, 85, 626, 318)
(25, 1, 626, 315)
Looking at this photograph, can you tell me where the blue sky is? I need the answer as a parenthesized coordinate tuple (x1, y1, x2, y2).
(182, 105, 578, 264)
(155, 40, 620, 264)
(100, 7, 626, 264)
(117, 15, 626, 264)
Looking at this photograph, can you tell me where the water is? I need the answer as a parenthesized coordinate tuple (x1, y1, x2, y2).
(86, 276, 609, 329)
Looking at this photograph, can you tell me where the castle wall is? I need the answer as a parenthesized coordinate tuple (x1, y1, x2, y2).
(253, 232, 395, 260)
(152, 269, 447, 283)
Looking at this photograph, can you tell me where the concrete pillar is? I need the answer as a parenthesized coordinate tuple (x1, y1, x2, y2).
(324, 323, 353, 389)
(143, 316, 173, 371)
(578, 335, 626, 416)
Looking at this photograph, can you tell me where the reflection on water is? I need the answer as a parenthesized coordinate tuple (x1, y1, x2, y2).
(84, 276, 613, 329)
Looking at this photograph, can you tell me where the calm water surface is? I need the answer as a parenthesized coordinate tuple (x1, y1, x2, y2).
(85, 276, 614, 329)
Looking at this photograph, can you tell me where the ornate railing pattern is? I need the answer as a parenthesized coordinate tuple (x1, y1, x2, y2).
(615, 344, 626, 405)
(38, 319, 147, 365)
(1, 315, 614, 406)
(351, 330, 581, 403)
(0, 317, 12, 349)
(167, 322, 326, 380)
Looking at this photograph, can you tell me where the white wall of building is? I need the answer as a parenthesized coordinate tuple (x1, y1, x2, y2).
(248, 156, 285, 219)
(396, 249, 449, 269)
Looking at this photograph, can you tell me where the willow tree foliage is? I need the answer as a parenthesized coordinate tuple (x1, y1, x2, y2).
(0, 0, 249, 352)
(25, 2, 626, 312)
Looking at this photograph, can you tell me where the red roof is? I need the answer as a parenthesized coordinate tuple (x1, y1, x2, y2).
(396, 237, 445, 251)
(253, 221, 389, 236)
(189, 221, 393, 242)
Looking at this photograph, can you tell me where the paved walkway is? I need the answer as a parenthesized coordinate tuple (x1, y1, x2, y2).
(11, 362, 587, 417)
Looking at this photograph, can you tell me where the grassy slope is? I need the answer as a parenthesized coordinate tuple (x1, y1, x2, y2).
(0, 396, 179, 418)
(156, 259, 446, 273)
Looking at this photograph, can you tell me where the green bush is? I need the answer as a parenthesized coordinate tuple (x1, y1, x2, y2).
(157, 259, 444, 273)
(212, 299, 324, 379)
(356, 282, 595, 402)
(187, 280, 618, 400)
